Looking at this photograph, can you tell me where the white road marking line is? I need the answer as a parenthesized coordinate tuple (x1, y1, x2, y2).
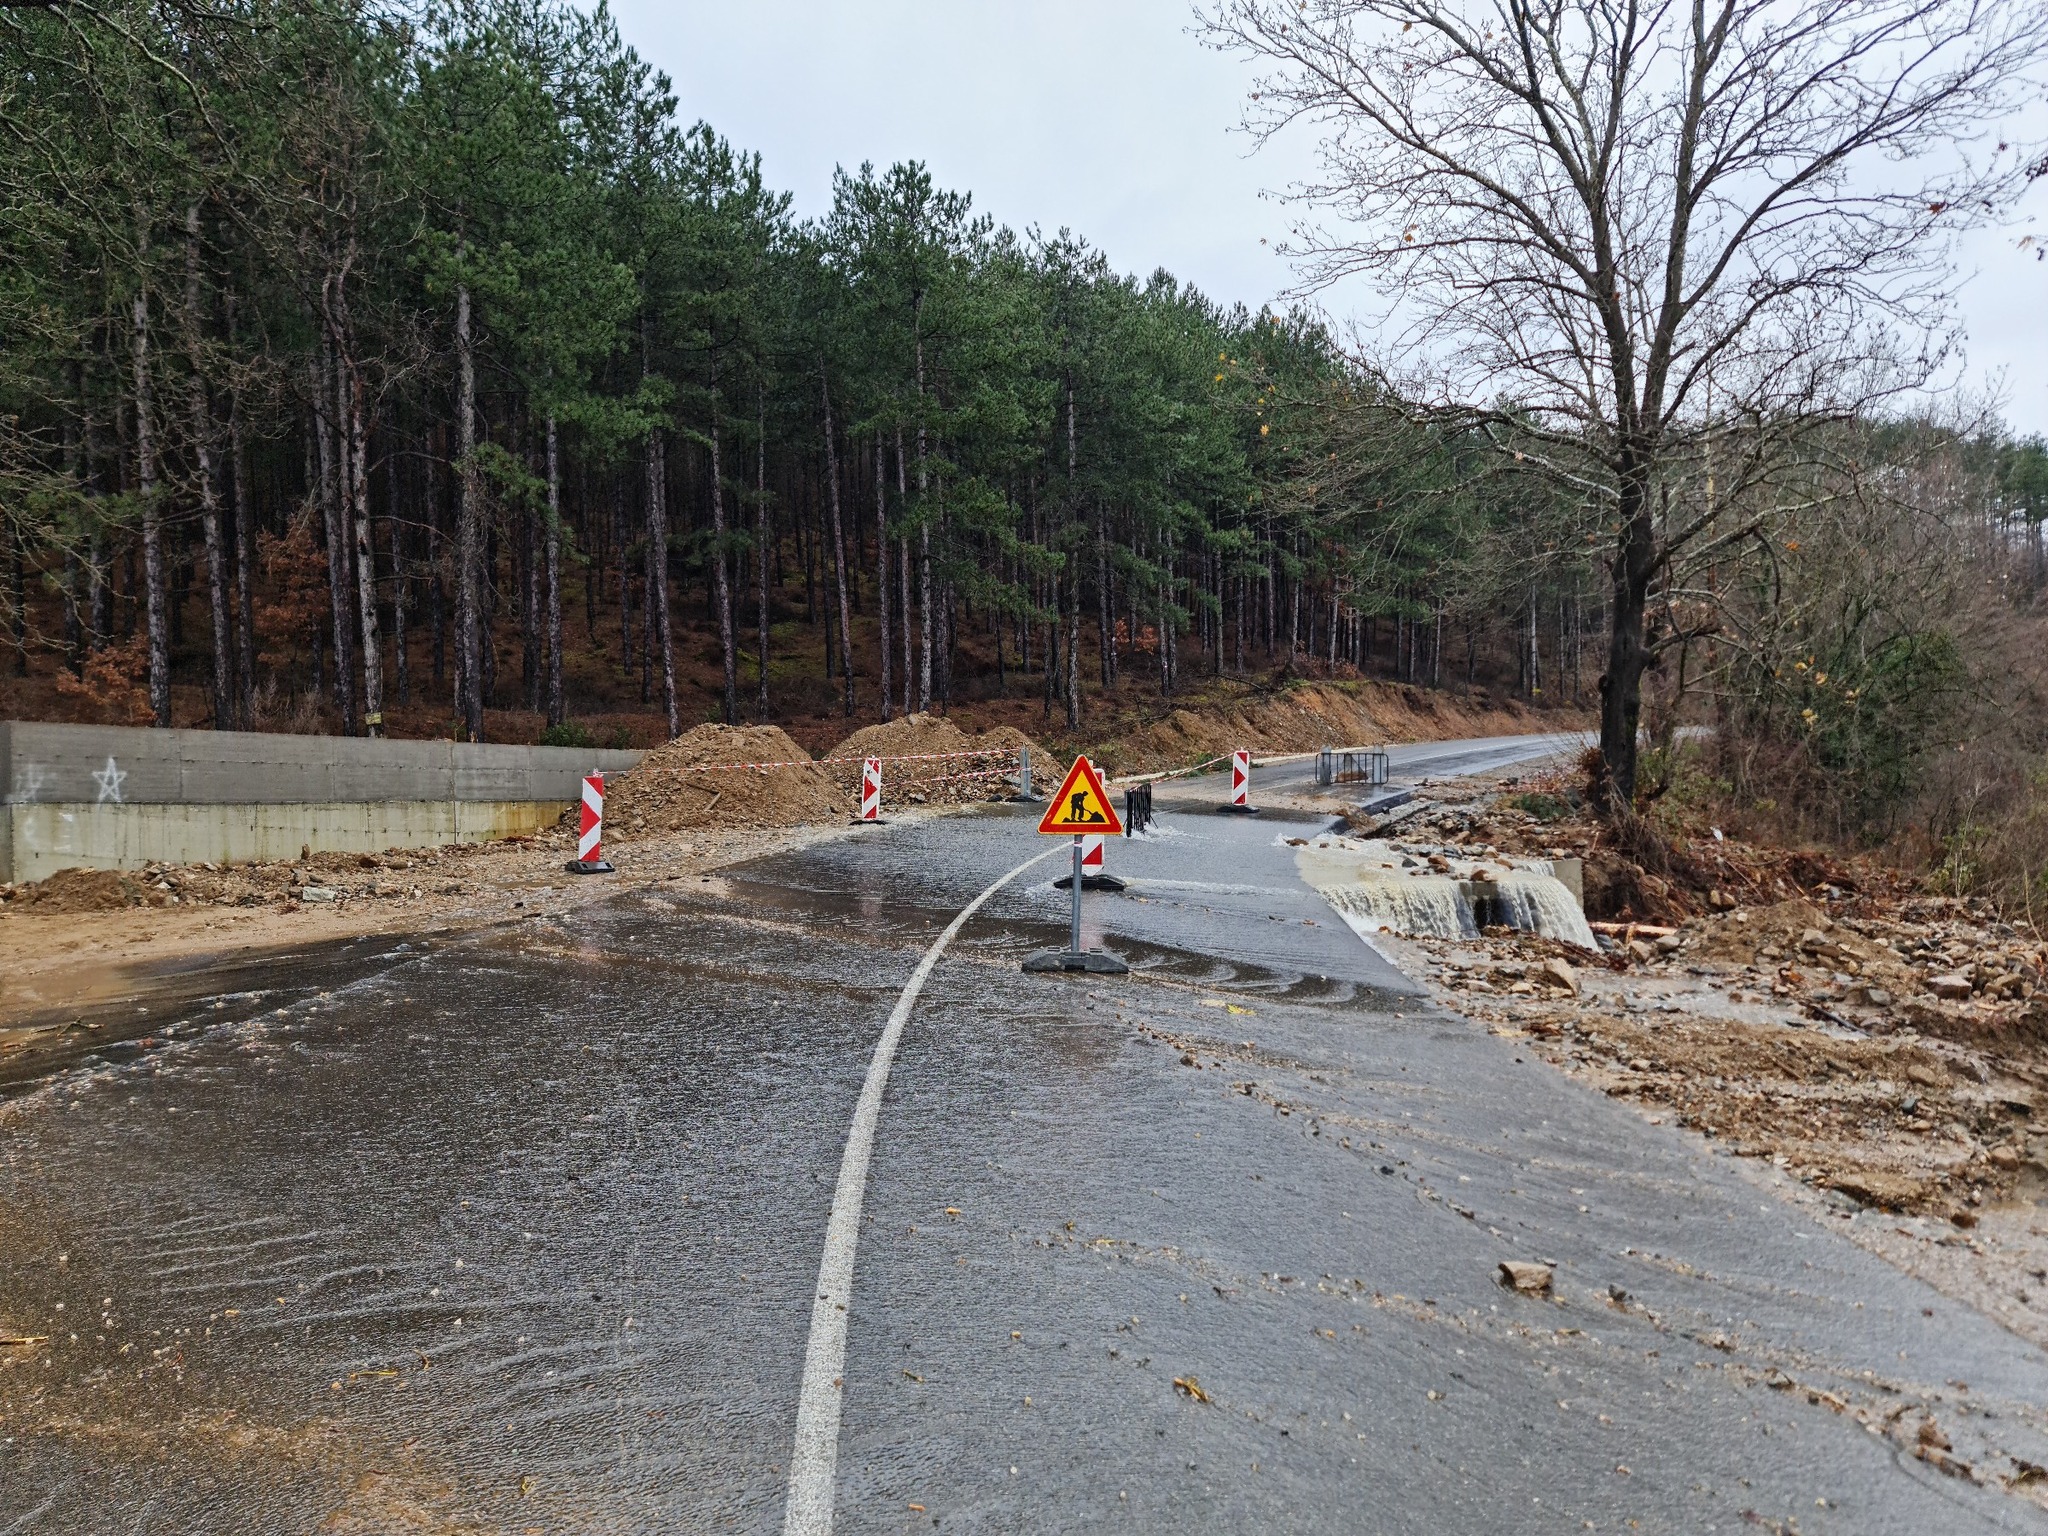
(781, 844, 1059, 1536)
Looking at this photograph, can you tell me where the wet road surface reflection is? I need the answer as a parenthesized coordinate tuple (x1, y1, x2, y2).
(2, 779, 2044, 1532)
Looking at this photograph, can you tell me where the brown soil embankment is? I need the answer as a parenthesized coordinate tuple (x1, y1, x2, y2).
(1077, 679, 1578, 777)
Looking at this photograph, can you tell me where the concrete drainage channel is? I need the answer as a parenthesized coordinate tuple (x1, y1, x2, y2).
(1293, 785, 1594, 949)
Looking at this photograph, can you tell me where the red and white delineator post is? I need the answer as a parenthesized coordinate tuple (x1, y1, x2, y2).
(566, 773, 615, 873)
(1216, 747, 1260, 815)
(1053, 832, 1128, 893)
(852, 756, 887, 825)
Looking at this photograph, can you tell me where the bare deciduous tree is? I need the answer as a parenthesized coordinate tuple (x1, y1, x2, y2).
(1204, 0, 2045, 810)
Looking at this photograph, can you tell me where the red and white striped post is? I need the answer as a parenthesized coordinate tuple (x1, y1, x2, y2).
(566, 773, 616, 873)
(1217, 748, 1260, 815)
(1081, 834, 1104, 875)
(852, 756, 887, 824)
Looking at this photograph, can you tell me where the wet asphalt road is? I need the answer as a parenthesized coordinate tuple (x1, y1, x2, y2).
(3, 738, 2046, 1534)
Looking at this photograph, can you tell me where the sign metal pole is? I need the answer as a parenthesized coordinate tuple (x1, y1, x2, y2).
(1070, 835, 1083, 954)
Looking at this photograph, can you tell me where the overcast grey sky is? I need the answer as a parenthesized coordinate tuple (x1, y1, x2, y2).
(610, 0, 2048, 436)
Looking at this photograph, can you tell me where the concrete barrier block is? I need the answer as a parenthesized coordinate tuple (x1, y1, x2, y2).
(6, 799, 570, 881)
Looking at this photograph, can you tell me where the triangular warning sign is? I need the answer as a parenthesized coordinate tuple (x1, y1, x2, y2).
(1038, 756, 1124, 836)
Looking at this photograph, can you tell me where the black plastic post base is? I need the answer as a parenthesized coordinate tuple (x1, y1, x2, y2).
(1022, 948, 1130, 975)
(1215, 804, 1262, 815)
(565, 858, 615, 875)
(1052, 874, 1128, 892)
(849, 816, 890, 826)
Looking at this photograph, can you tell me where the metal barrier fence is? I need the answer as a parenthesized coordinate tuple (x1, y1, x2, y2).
(1315, 745, 1391, 788)
(1123, 782, 1153, 835)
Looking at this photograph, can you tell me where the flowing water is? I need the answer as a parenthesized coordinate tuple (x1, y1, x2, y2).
(1471, 870, 1599, 948)
(1319, 874, 1479, 941)
(1305, 857, 1595, 948)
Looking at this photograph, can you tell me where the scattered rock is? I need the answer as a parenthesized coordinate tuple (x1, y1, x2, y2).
(1928, 973, 1974, 1000)
(1498, 1260, 1554, 1294)
(1539, 957, 1578, 994)
(299, 886, 339, 904)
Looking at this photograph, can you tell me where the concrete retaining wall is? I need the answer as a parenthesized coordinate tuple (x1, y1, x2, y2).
(0, 721, 642, 883)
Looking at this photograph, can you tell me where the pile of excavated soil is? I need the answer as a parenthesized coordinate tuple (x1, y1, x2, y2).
(972, 726, 1066, 786)
(6, 867, 158, 912)
(825, 714, 1055, 805)
(605, 724, 845, 832)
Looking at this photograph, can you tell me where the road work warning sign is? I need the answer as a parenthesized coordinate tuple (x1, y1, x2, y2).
(1038, 757, 1124, 836)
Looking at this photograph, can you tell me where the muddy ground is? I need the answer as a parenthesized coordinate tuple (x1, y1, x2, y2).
(1292, 768, 2048, 1362)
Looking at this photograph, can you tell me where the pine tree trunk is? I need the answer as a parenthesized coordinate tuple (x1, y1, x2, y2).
(613, 477, 633, 676)
(914, 324, 932, 712)
(544, 411, 563, 728)
(390, 451, 409, 709)
(820, 369, 854, 717)
(876, 433, 892, 721)
(521, 492, 540, 713)
(892, 430, 910, 715)
(756, 385, 769, 713)
(133, 238, 172, 728)
(1043, 568, 1057, 720)
(1063, 377, 1080, 726)
(900, 536, 914, 717)
(1096, 540, 1111, 688)
(183, 205, 234, 728)
(1157, 573, 1170, 696)
(430, 423, 447, 692)
(708, 380, 736, 725)
(344, 339, 383, 735)
(60, 416, 83, 676)
(917, 522, 932, 712)
(228, 372, 256, 724)
(454, 279, 484, 740)
(7, 523, 22, 677)
(645, 426, 679, 737)
(317, 321, 357, 733)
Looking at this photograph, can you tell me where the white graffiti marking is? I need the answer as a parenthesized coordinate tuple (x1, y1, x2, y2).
(91, 756, 127, 805)
(8, 763, 46, 804)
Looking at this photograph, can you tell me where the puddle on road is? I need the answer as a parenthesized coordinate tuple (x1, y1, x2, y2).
(0, 933, 430, 1096)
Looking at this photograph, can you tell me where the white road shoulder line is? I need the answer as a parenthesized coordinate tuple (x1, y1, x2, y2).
(781, 844, 1059, 1536)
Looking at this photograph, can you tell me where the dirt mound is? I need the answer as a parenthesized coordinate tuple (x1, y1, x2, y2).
(605, 724, 845, 833)
(11, 867, 157, 912)
(825, 714, 1045, 805)
(972, 726, 1066, 787)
